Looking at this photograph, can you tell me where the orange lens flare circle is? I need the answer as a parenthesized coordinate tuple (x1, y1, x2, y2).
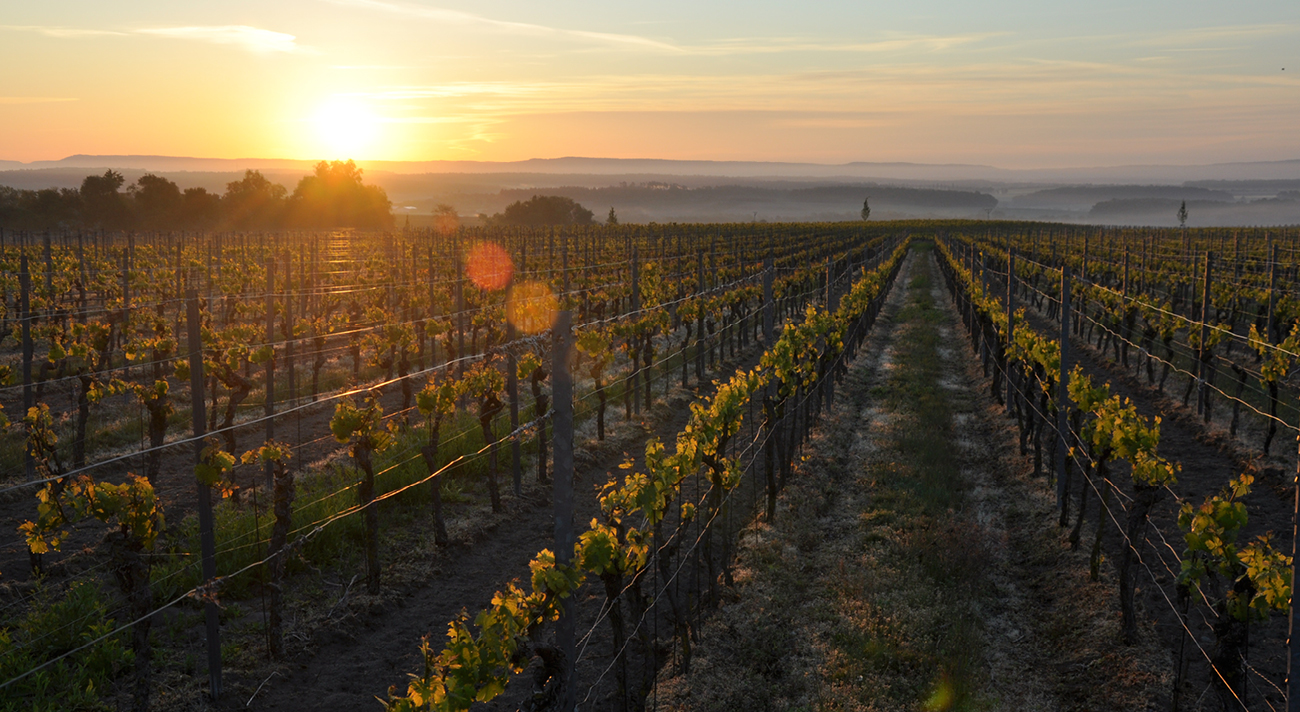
(466, 242, 514, 291)
(507, 281, 559, 335)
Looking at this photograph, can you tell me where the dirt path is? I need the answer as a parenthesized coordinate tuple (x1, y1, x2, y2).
(654, 244, 1170, 711)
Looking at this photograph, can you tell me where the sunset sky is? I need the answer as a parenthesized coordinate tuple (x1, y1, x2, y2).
(2, 1, 1297, 167)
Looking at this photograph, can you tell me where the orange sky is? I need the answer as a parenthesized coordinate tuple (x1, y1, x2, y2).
(3, 1, 1298, 168)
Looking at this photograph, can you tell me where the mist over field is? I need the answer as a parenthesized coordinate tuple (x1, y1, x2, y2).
(3, 155, 1299, 227)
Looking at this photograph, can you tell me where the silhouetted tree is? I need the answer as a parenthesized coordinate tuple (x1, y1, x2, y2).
(130, 174, 183, 229)
(0, 186, 82, 229)
(1177, 200, 1188, 227)
(607, 207, 618, 225)
(861, 197, 871, 221)
(492, 195, 594, 226)
(222, 170, 287, 229)
(81, 170, 131, 229)
(286, 160, 393, 229)
(179, 187, 222, 229)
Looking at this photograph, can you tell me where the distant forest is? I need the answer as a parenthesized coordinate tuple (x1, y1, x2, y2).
(0, 160, 392, 231)
(493, 183, 998, 210)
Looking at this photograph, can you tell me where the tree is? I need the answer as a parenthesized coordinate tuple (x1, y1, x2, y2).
(81, 170, 131, 229)
(607, 207, 619, 225)
(178, 187, 221, 229)
(286, 159, 393, 229)
(492, 195, 594, 226)
(861, 197, 871, 221)
(222, 170, 287, 229)
(1177, 200, 1188, 227)
(130, 174, 183, 229)
(0, 186, 82, 229)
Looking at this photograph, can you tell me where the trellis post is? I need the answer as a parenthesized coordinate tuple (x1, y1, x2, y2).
(551, 310, 576, 711)
(1056, 266, 1072, 508)
(187, 290, 222, 699)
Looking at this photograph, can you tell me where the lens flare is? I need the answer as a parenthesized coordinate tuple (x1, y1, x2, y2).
(434, 211, 458, 236)
(466, 242, 513, 291)
(507, 281, 559, 334)
(924, 673, 954, 712)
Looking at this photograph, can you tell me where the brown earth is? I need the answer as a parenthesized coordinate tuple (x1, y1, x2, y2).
(654, 245, 1173, 711)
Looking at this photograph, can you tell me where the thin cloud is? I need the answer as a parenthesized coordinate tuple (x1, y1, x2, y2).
(355, 82, 551, 99)
(690, 32, 1003, 56)
(2, 25, 125, 38)
(325, 0, 684, 53)
(1144, 23, 1300, 46)
(322, 1, 994, 57)
(4, 23, 305, 54)
(136, 25, 305, 54)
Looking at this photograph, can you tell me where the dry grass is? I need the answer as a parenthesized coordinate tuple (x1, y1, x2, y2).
(655, 245, 1172, 712)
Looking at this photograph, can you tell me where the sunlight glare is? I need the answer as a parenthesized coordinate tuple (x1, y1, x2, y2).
(313, 97, 379, 158)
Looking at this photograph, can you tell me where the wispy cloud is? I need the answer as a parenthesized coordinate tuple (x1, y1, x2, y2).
(1143, 23, 1300, 46)
(322, 1, 996, 58)
(325, 0, 685, 52)
(3, 23, 305, 54)
(688, 32, 1002, 56)
(337, 51, 1300, 127)
(2, 25, 125, 38)
(135, 26, 304, 54)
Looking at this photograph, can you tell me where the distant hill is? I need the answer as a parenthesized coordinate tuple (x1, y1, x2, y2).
(3, 154, 1298, 185)
(1010, 185, 1236, 210)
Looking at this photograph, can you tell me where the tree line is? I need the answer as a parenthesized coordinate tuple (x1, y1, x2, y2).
(0, 159, 393, 231)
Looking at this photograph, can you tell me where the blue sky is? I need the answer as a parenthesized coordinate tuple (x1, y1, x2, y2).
(2, 1, 1297, 166)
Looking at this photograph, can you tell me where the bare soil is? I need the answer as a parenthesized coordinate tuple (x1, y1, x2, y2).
(654, 246, 1172, 711)
(1010, 268, 1293, 710)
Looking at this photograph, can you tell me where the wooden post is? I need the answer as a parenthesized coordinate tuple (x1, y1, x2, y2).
(284, 255, 296, 411)
(1289, 390, 1300, 709)
(1141, 235, 1148, 294)
(264, 255, 276, 490)
(1198, 253, 1212, 420)
(762, 257, 776, 520)
(42, 231, 53, 297)
(455, 247, 466, 383)
(631, 244, 640, 415)
(1056, 266, 1072, 508)
(980, 255, 990, 377)
(551, 310, 576, 712)
(696, 250, 705, 384)
(1268, 242, 1279, 343)
(125, 234, 133, 314)
(1006, 248, 1015, 410)
(762, 257, 774, 345)
(1081, 231, 1089, 283)
(187, 291, 222, 700)
(507, 319, 521, 497)
(825, 256, 832, 307)
(20, 252, 35, 488)
(427, 242, 436, 367)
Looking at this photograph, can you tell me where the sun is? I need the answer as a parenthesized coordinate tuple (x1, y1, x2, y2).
(312, 97, 380, 158)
